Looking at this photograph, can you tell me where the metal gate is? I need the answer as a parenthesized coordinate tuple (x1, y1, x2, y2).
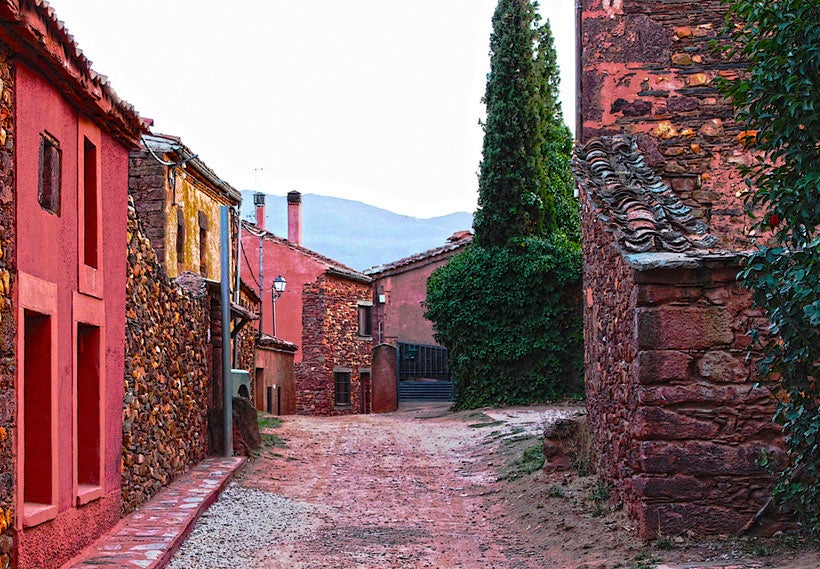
(397, 342, 454, 402)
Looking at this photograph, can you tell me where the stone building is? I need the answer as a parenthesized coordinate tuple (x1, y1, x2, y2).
(0, 1, 145, 567)
(575, 0, 785, 539)
(125, 133, 257, 507)
(242, 192, 372, 416)
(129, 133, 242, 281)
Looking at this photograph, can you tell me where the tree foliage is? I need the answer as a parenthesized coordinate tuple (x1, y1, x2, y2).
(535, 19, 580, 242)
(473, 0, 578, 246)
(425, 237, 583, 409)
(473, 0, 543, 245)
(718, 0, 819, 532)
(426, 0, 582, 409)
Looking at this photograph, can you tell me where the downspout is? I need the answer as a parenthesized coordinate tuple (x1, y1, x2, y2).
(220, 206, 233, 457)
(233, 208, 241, 369)
(575, 0, 583, 142)
(258, 235, 264, 334)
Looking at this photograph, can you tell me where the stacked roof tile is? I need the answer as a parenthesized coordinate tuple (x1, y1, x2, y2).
(573, 135, 717, 253)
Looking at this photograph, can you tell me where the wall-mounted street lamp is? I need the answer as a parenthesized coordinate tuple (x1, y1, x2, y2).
(272, 275, 286, 337)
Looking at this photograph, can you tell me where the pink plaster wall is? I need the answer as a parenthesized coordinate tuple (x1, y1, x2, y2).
(14, 63, 128, 569)
(255, 345, 297, 415)
(372, 256, 454, 347)
(240, 231, 326, 362)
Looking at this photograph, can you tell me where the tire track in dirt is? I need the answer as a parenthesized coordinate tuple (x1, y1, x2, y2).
(240, 407, 521, 568)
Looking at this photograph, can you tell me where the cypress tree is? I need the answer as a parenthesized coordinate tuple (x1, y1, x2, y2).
(425, 0, 583, 409)
(534, 17, 579, 241)
(473, 0, 544, 246)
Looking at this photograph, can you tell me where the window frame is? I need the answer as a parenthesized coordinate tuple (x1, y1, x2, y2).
(17, 272, 60, 529)
(73, 293, 106, 506)
(38, 131, 61, 215)
(357, 301, 373, 338)
(77, 120, 103, 298)
(334, 369, 352, 407)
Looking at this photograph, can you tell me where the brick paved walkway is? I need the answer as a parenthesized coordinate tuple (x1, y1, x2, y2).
(61, 456, 245, 569)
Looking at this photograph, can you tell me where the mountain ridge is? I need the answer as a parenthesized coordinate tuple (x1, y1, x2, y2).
(240, 191, 473, 271)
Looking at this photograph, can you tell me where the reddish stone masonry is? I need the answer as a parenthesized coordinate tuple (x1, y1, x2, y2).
(122, 199, 212, 514)
(0, 43, 15, 569)
(296, 275, 372, 416)
(576, 136, 785, 539)
(581, 0, 752, 249)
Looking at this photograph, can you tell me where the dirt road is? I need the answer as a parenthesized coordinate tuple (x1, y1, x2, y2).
(239, 403, 578, 568)
(169, 403, 818, 569)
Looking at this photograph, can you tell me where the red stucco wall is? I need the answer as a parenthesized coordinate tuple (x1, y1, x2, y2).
(241, 231, 326, 363)
(255, 344, 297, 415)
(371, 256, 452, 347)
(14, 62, 128, 569)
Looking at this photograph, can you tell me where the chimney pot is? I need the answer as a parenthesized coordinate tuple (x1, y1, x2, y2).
(254, 192, 266, 231)
(287, 191, 302, 245)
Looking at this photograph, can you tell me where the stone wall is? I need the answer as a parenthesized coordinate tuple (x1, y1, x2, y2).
(296, 275, 372, 415)
(128, 150, 168, 263)
(581, 0, 751, 248)
(581, 195, 784, 538)
(122, 199, 212, 514)
(0, 44, 15, 569)
(236, 287, 259, 401)
(371, 344, 398, 414)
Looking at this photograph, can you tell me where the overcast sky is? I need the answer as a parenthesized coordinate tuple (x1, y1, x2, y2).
(46, 0, 576, 218)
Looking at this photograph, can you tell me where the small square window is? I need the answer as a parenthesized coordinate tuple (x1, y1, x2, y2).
(335, 371, 351, 406)
(38, 133, 61, 214)
(358, 304, 372, 337)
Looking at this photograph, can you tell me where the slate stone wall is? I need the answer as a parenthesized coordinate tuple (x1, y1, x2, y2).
(296, 275, 372, 416)
(0, 43, 15, 569)
(122, 199, 212, 514)
(581, 0, 752, 248)
(128, 150, 168, 264)
(236, 288, 258, 400)
(581, 192, 784, 539)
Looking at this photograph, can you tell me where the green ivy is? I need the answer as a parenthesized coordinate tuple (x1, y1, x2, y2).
(718, 0, 819, 533)
(425, 236, 583, 409)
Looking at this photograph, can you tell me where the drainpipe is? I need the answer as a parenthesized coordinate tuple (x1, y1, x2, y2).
(258, 235, 264, 333)
(233, 208, 241, 368)
(575, 0, 583, 142)
(220, 206, 233, 457)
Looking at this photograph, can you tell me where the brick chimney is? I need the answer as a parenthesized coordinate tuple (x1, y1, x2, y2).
(287, 190, 302, 245)
(253, 192, 266, 231)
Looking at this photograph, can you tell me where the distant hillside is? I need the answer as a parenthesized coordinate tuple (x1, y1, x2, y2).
(240, 191, 473, 271)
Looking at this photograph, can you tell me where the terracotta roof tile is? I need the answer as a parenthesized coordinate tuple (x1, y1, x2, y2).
(0, 0, 145, 146)
(573, 135, 717, 253)
(364, 235, 472, 276)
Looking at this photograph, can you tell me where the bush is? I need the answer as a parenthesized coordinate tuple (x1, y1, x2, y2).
(425, 235, 582, 409)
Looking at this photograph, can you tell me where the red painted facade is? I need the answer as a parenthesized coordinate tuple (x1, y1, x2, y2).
(367, 234, 471, 347)
(0, 2, 144, 567)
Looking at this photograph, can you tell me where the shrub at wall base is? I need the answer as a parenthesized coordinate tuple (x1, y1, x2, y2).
(425, 235, 582, 409)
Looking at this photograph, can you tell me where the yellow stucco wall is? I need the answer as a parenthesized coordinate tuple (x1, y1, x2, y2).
(164, 168, 237, 283)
